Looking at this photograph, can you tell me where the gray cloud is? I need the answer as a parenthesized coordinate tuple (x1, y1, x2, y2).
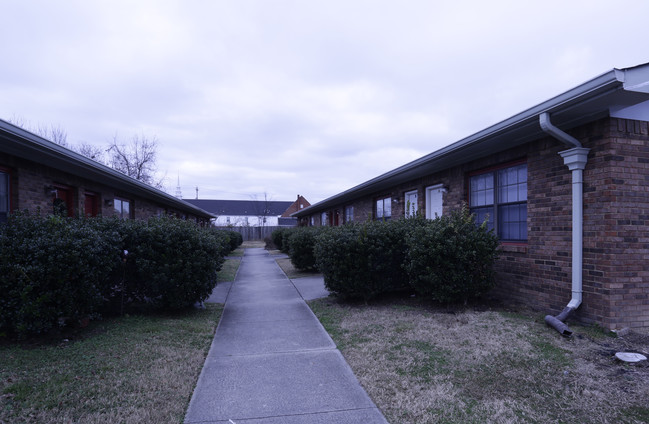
(2, 0, 649, 202)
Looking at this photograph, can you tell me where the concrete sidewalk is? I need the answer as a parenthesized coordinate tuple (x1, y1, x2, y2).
(185, 248, 387, 424)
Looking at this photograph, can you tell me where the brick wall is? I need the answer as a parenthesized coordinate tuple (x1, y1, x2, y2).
(300, 117, 649, 330)
(1, 153, 201, 221)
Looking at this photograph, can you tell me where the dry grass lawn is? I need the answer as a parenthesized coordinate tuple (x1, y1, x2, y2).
(0, 305, 223, 424)
(309, 296, 649, 424)
(275, 256, 321, 280)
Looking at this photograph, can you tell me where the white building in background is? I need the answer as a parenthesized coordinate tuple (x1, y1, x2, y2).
(185, 196, 310, 227)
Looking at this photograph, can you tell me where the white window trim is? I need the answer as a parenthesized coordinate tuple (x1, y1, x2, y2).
(425, 184, 446, 220)
(404, 190, 418, 218)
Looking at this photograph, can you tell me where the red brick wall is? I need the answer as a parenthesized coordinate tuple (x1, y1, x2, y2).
(1, 153, 199, 221)
(301, 117, 649, 330)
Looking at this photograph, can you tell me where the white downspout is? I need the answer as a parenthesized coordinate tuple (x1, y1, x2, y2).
(539, 113, 590, 335)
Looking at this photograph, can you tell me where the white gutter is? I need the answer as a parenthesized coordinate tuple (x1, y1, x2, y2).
(540, 112, 590, 335)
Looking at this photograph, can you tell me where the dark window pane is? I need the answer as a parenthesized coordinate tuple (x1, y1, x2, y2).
(498, 204, 526, 241)
(471, 206, 494, 231)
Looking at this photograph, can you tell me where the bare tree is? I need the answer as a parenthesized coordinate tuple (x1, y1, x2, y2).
(76, 142, 105, 162)
(6, 115, 166, 189)
(7, 115, 68, 146)
(37, 123, 68, 146)
(251, 192, 273, 228)
(107, 134, 164, 188)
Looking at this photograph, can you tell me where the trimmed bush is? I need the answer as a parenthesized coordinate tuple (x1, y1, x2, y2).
(119, 217, 224, 310)
(280, 228, 296, 254)
(0, 214, 122, 337)
(225, 230, 243, 252)
(287, 227, 320, 271)
(271, 228, 289, 251)
(205, 227, 237, 257)
(315, 219, 421, 301)
(405, 206, 499, 303)
(0, 214, 229, 337)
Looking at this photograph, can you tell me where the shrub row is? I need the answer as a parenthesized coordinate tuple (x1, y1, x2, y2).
(273, 227, 322, 270)
(280, 207, 499, 304)
(0, 214, 235, 337)
(315, 219, 414, 301)
(315, 208, 499, 303)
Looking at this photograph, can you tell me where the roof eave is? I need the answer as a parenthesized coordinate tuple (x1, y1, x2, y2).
(296, 65, 649, 217)
(0, 120, 215, 219)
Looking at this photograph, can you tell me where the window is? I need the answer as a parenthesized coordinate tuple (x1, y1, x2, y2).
(469, 162, 527, 241)
(405, 190, 418, 218)
(114, 197, 132, 219)
(0, 170, 9, 223)
(321, 212, 328, 226)
(310, 216, 315, 226)
(344, 205, 354, 223)
(375, 197, 391, 220)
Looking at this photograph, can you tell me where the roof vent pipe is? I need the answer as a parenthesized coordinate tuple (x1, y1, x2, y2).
(539, 113, 590, 335)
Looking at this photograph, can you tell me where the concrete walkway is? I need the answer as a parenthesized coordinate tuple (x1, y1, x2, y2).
(185, 248, 388, 424)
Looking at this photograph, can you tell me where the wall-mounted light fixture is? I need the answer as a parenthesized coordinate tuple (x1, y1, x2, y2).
(44, 185, 57, 195)
(104, 199, 114, 207)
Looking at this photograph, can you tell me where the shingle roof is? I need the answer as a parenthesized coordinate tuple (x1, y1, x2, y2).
(185, 199, 293, 216)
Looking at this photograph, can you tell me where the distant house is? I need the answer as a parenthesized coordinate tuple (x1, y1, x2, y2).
(294, 63, 649, 331)
(186, 195, 309, 227)
(0, 119, 214, 223)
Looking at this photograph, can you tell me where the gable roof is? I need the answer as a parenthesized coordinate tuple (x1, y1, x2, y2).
(0, 119, 215, 219)
(185, 199, 294, 216)
(295, 62, 649, 217)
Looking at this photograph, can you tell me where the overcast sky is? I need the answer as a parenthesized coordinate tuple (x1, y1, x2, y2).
(2, 1, 648, 203)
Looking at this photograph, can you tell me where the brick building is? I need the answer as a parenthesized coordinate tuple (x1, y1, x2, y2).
(294, 63, 649, 331)
(0, 119, 214, 223)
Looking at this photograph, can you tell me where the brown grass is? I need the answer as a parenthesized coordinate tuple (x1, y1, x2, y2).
(241, 240, 266, 248)
(0, 305, 223, 424)
(275, 257, 322, 280)
(309, 297, 649, 424)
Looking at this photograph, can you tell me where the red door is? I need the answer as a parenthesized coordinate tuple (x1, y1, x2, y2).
(84, 193, 98, 217)
(52, 186, 74, 217)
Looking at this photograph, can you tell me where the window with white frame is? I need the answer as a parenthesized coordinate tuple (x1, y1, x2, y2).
(405, 190, 418, 218)
(375, 196, 391, 220)
(344, 205, 354, 223)
(0, 170, 9, 223)
(114, 197, 132, 219)
(469, 162, 527, 241)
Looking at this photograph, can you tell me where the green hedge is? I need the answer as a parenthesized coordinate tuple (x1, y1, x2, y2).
(270, 228, 289, 251)
(0, 214, 228, 338)
(405, 207, 499, 303)
(280, 228, 295, 254)
(315, 220, 418, 301)
(117, 217, 225, 310)
(312, 207, 499, 303)
(287, 227, 321, 271)
(0, 214, 121, 336)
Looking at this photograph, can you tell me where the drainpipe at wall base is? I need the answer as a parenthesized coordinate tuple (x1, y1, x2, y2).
(539, 113, 590, 335)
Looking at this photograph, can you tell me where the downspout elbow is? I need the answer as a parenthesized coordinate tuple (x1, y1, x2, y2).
(539, 112, 582, 148)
